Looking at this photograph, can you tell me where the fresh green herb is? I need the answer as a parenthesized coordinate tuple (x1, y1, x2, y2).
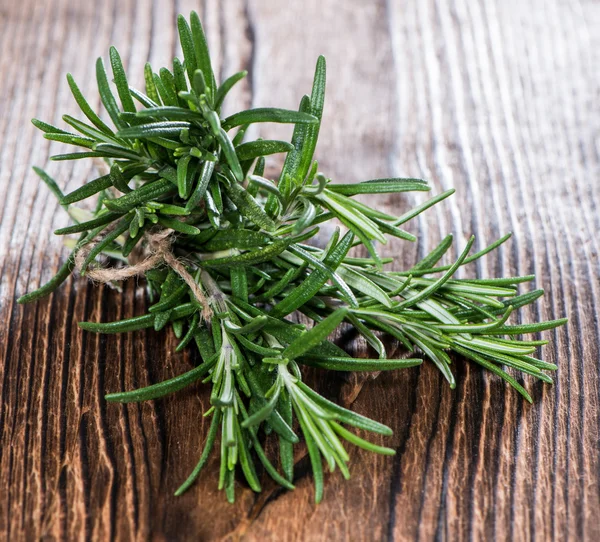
(19, 12, 565, 503)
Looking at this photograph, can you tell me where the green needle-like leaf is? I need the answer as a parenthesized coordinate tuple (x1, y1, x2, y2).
(299, 355, 422, 371)
(117, 121, 190, 139)
(96, 57, 123, 130)
(214, 71, 247, 110)
(104, 179, 174, 212)
(235, 140, 294, 161)
(216, 128, 243, 182)
(32, 167, 65, 204)
(283, 308, 348, 361)
(177, 14, 198, 81)
(175, 410, 221, 496)
(271, 231, 354, 317)
(18, 233, 87, 304)
(224, 179, 277, 231)
(331, 422, 395, 455)
(296, 55, 326, 182)
(105, 357, 216, 403)
(190, 11, 216, 96)
(55, 212, 124, 235)
(186, 161, 215, 212)
(109, 46, 136, 113)
(177, 154, 193, 198)
(222, 108, 318, 130)
(136, 106, 205, 121)
(61, 175, 113, 205)
(66, 73, 115, 136)
(328, 178, 429, 196)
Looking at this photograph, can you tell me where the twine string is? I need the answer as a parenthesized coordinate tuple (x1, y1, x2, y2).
(74, 228, 213, 321)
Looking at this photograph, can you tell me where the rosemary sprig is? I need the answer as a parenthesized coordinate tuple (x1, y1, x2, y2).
(19, 12, 566, 503)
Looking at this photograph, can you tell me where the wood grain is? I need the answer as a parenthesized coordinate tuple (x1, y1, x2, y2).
(0, 0, 598, 540)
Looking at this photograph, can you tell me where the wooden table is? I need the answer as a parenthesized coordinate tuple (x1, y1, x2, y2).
(1, 0, 598, 540)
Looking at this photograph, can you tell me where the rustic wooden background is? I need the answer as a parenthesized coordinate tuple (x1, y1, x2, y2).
(1, 0, 598, 540)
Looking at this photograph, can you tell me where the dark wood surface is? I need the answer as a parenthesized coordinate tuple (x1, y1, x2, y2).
(1, 0, 598, 540)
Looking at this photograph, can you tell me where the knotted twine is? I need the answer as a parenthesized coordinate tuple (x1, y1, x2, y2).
(74, 228, 213, 321)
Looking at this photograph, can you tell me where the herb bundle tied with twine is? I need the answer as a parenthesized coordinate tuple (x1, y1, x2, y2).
(19, 12, 566, 503)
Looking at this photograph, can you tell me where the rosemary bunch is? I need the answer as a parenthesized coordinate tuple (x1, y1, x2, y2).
(19, 12, 566, 503)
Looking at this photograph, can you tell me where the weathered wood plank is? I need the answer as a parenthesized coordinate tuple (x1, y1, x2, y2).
(0, 0, 598, 540)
